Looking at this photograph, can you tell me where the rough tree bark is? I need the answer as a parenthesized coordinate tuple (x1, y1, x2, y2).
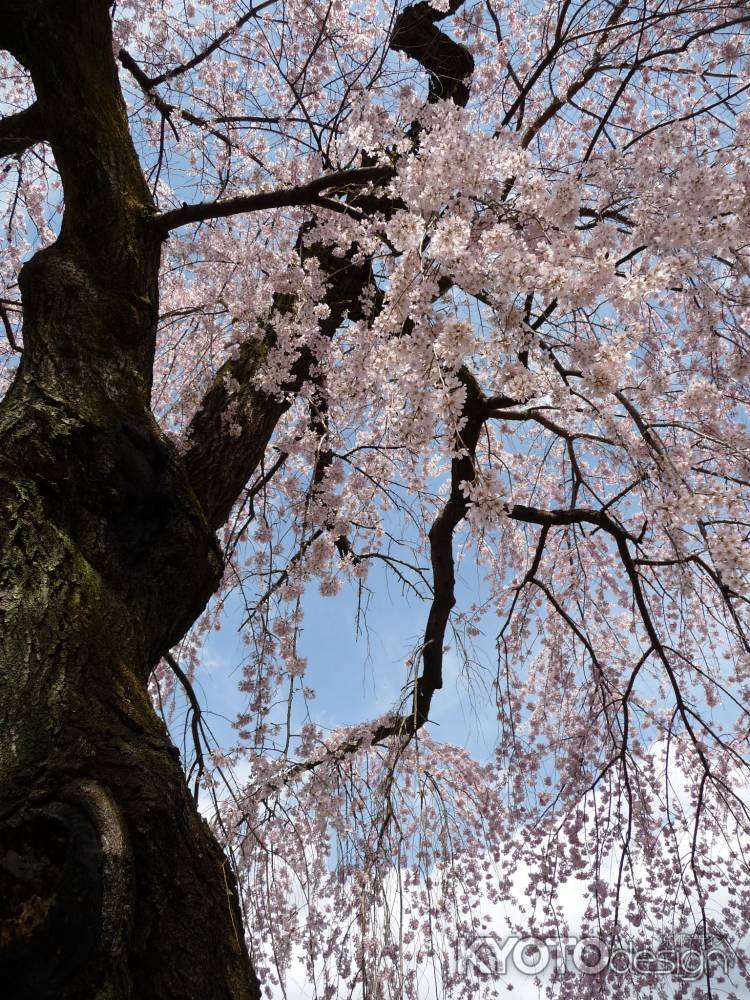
(0, 3, 259, 997)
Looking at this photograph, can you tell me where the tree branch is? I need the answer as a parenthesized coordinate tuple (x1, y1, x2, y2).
(147, 1, 277, 88)
(390, 0, 474, 106)
(505, 502, 638, 543)
(0, 302, 20, 352)
(154, 165, 393, 233)
(186, 0, 479, 741)
(182, 243, 377, 532)
(0, 103, 45, 157)
(163, 652, 206, 803)
(324, 366, 489, 752)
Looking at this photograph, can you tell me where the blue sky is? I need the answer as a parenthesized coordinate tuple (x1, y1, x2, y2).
(178, 549, 502, 764)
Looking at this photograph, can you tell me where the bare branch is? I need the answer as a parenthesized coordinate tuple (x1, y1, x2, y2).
(147, 1, 278, 88)
(506, 502, 638, 543)
(163, 651, 206, 803)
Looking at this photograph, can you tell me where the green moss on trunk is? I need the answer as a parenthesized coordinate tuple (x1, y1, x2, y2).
(0, 3, 260, 997)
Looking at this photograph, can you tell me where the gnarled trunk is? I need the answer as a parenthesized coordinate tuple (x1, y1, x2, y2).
(0, 3, 259, 997)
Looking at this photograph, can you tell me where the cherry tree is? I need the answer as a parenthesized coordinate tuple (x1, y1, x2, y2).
(1, 0, 750, 997)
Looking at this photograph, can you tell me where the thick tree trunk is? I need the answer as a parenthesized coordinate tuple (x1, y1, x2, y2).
(0, 3, 259, 997)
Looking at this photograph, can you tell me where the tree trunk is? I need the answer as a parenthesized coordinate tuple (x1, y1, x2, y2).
(0, 3, 259, 997)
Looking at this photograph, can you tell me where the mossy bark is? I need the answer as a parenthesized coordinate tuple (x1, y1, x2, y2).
(0, 3, 259, 997)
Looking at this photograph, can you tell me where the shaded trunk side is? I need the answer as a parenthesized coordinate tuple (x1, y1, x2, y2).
(0, 3, 259, 997)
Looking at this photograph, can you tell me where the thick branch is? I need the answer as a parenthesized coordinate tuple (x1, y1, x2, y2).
(341, 366, 490, 749)
(506, 502, 637, 542)
(357, 1, 481, 733)
(0, 103, 45, 157)
(188, 0, 480, 746)
(413, 366, 486, 720)
(183, 244, 377, 532)
(154, 166, 393, 233)
(391, 0, 474, 106)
